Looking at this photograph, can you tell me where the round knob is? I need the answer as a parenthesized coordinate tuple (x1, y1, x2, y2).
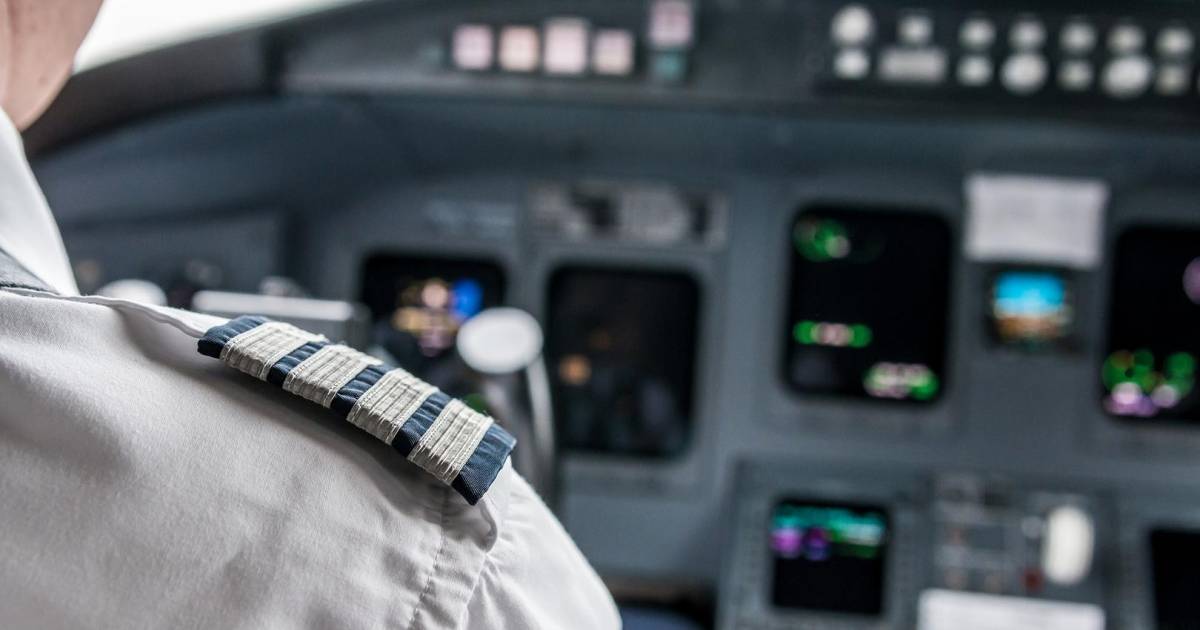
(457, 308, 544, 375)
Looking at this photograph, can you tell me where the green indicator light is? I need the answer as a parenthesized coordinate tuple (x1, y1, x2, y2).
(1124, 349, 1157, 392)
(1102, 350, 1136, 391)
(794, 320, 816, 345)
(1134, 349, 1155, 367)
(1165, 354, 1197, 398)
(850, 324, 873, 348)
(795, 222, 827, 262)
(795, 218, 850, 263)
(1167, 352, 1196, 377)
(842, 546, 882, 560)
(911, 372, 940, 401)
(1105, 350, 1198, 403)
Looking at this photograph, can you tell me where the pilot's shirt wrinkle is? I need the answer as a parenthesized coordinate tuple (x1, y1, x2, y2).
(0, 107, 619, 630)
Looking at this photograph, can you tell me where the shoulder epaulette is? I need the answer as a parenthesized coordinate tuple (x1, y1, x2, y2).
(198, 316, 515, 505)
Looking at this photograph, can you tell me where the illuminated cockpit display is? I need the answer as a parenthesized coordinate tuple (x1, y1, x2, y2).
(783, 207, 952, 403)
(770, 499, 890, 615)
(1103, 227, 1200, 422)
(989, 270, 1074, 349)
(360, 254, 505, 398)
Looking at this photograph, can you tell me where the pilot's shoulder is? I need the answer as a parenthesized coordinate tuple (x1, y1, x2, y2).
(1, 289, 516, 506)
(0, 289, 540, 628)
(198, 314, 516, 506)
(464, 471, 622, 630)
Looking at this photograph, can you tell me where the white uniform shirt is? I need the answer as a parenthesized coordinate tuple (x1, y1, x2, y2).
(0, 111, 620, 629)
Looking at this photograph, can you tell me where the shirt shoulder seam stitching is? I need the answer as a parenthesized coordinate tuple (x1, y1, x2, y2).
(406, 487, 451, 630)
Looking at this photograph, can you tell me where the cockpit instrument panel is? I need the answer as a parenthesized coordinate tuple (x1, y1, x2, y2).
(1103, 227, 1200, 423)
(359, 254, 506, 400)
(547, 266, 700, 458)
(783, 207, 952, 403)
(770, 499, 890, 616)
(1150, 528, 1200, 629)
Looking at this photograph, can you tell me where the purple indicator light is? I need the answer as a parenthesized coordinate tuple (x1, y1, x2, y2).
(771, 528, 803, 558)
(1185, 257, 1200, 305)
(802, 527, 833, 561)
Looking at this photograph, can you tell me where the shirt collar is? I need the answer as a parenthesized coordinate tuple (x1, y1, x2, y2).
(0, 111, 78, 295)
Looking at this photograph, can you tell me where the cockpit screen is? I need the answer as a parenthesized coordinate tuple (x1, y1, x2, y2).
(1151, 528, 1200, 629)
(360, 254, 505, 399)
(546, 267, 699, 457)
(1103, 227, 1200, 423)
(770, 499, 889, 615)
(783, 207, 952, 402)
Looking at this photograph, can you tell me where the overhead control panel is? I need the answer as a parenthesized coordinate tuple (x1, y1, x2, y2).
(283, 0, 1200, 126)
(444, 0, 696, 83)
(821, 4, 1198, 102)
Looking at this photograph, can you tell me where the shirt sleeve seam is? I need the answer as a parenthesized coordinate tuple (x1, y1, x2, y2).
(406, 487, 451, 630)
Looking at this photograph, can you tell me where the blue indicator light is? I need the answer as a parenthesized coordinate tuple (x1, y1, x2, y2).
(451, 278, 484, 321)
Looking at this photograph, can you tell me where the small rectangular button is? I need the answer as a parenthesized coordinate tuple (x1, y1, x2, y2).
(879, 46, 947, 84)
(452, 24, 494, 71)
(544, 18, 590, 76)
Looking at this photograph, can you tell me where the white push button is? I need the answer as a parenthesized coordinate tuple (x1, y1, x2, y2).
(1059, 60, 1093, 91)
(958, 55, 992, 86)
(1010, 17, 1046, 50)
(1158, 26, 1194, 58)
(832, 4, 874, 46)
(452, 24, 494, 71)
(899, 12, 934, 46)
(834, 47, 871, 79)
(1109, 23, 1145, 54)
(879, 47, 947, 84)
(543, 18, 590, 76)
(498, 26, 540, 72)
(960, 17, 995, 50)
(1103, 55, 1153, 98)
(1002, 52, 1047, 94)
(1156, 64, 1191, 95)
(1041, 505, 1095, 586)
(592, 29, 635, 76)
(1060, 20, 1096, 54)
(648, 0, 694, 49)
